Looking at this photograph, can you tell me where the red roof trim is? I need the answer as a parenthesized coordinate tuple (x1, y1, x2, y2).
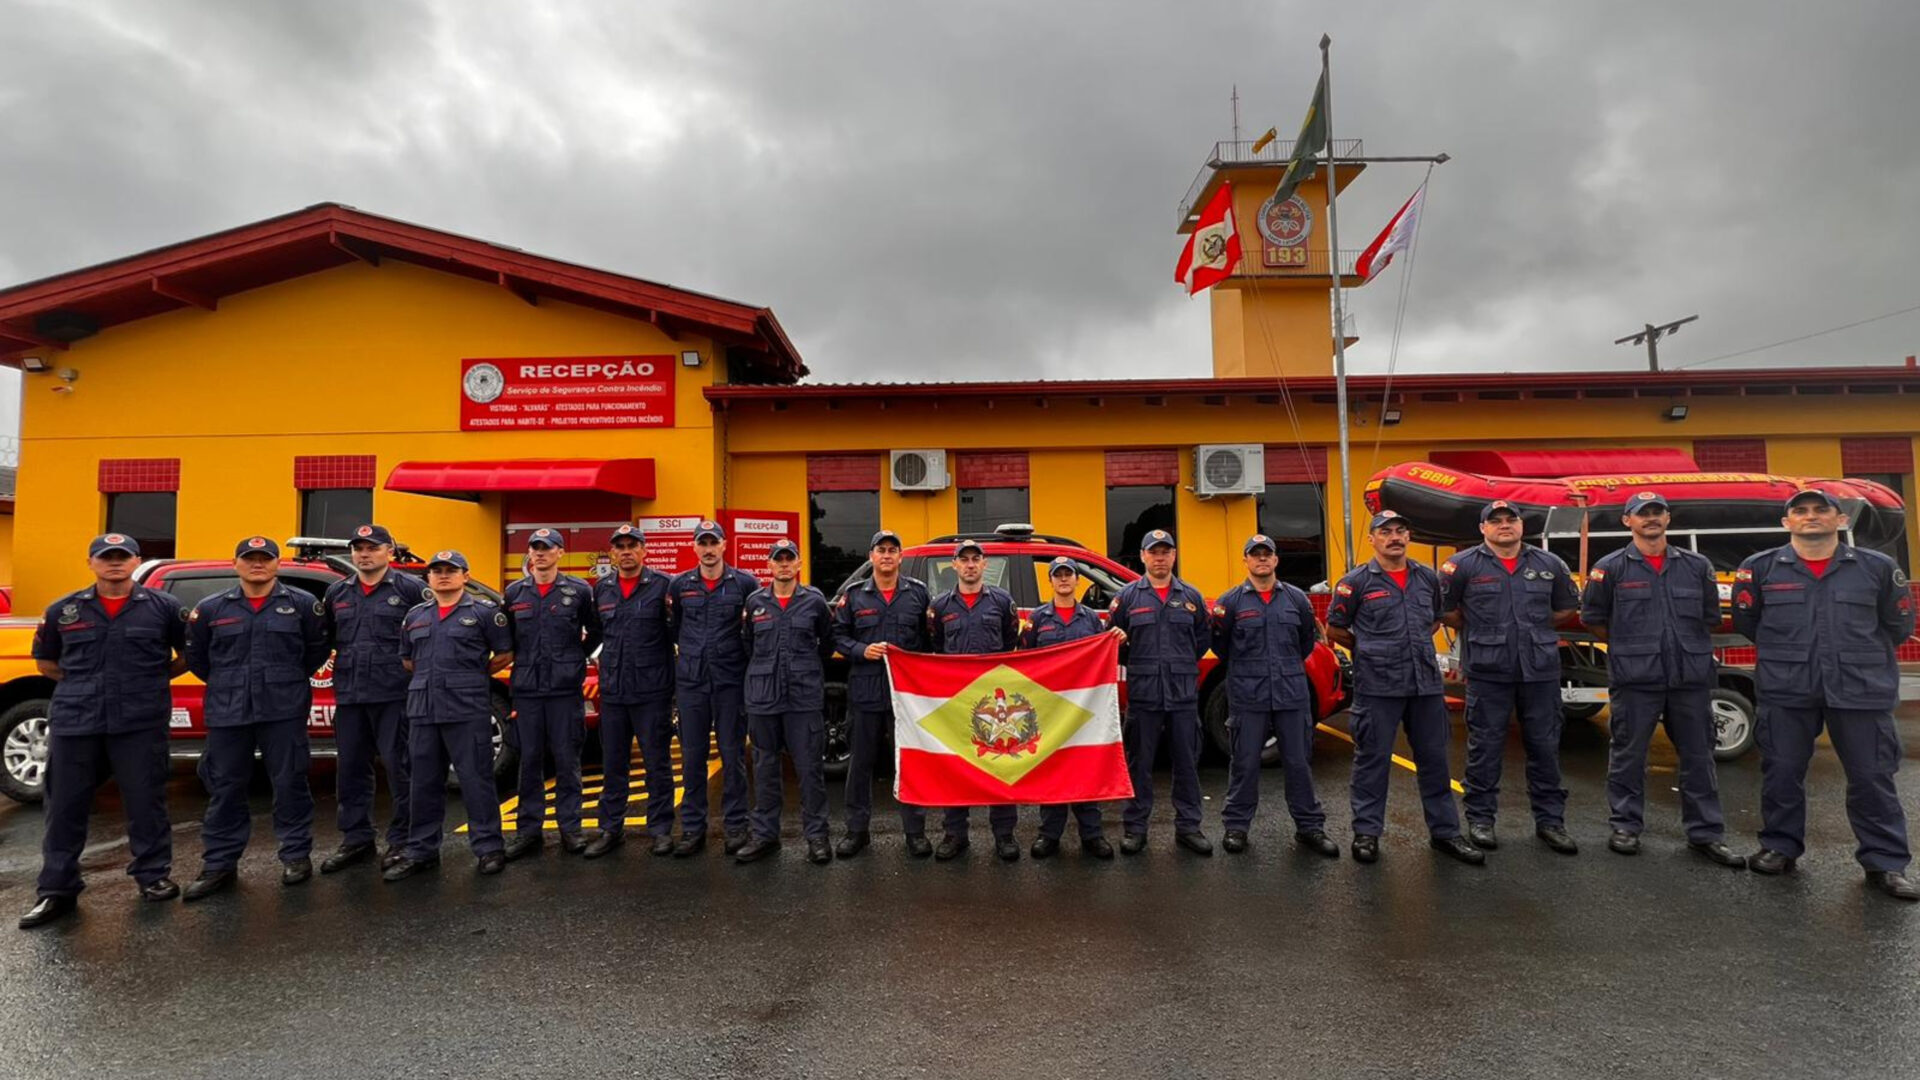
(385, 458, 657, 501)
(0, 203, 804, 380)
(705, 366, 1920, 403)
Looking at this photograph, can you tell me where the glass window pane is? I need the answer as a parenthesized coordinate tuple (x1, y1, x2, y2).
(1105, 485, 1175, 574)
(301, 488, 374, 539)
(919, 554, 1021, 597)
(1255, 484, 1327, 589)
(808, 490, 879, 595)
(105, 492, 177, 559)
(957, 487, 1030, 535)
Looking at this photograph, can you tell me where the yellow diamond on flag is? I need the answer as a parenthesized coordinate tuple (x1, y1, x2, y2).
(916, 663, 1095, 785)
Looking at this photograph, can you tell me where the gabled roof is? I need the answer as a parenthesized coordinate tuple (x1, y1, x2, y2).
(0, 203, 805, 382)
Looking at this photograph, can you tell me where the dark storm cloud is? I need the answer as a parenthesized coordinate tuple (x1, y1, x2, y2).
(2, 0, 1917, 404)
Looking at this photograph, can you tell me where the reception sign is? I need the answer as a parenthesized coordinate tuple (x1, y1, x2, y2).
(460, 355, 676, 430)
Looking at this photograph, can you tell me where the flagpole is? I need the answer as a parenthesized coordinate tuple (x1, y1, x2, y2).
(1320, 33, 1356, 573)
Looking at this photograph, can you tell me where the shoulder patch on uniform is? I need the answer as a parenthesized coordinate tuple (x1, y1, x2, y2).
(1212, 604, 1226, 616)
(1184, 601, 1196, 612)
(1440, 561, 1457, 575)
(1734, 568, 1753, 582)
(1894, 569, 1909, 588)
(311, 599, 325, 616)
(188, 607, 201, 621)
(494, 611, 508, 627)
(1335, 582, 1353, 596)
(1589, 567, 1605, 581)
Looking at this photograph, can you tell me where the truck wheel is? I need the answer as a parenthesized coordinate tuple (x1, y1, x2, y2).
(822, 683, 850, 780)
(486, 690, 520, 790)
(1710, 687, 1757, 762)
(0, 699, 51, 804)
(1201, 685, 1281, 768)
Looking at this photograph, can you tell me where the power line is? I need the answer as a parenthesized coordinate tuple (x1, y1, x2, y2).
(1669, 300, 1920, 370)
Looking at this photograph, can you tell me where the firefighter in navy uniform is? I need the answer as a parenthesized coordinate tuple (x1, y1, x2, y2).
(586, 524, 676, 858)
(1108, 529, 1214, 856)
(831, 529, 934, 859)
(1440, 501, 1582, 856)
(1327, 512, 1482, 866)
(1580, 493, 1745, 867)
(1017, 556, 1115, 860)
(1734, 489, 1918, 900)
(19, 534, 187, 929)
(501, 528, 603, 861)
(385, 551, 514, 880)
(319, 523, 430, 874)
(668, 520, 759, 856)
(735, 540, 836, 865)
(1211, 535, 1338, 858)
(928, 539, 1023, 861)
(180, 536, 332, 901)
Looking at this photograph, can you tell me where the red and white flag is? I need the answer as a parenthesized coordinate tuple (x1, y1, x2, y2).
(1174, 182, 1242, 295)
(1354, 182, 1427, 282)
(889, 634, 1132, 806)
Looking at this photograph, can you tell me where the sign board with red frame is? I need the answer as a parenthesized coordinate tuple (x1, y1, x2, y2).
(636, 516, 704, 576)
(459, 355, 676, 431)
(717, 509, 801, 585)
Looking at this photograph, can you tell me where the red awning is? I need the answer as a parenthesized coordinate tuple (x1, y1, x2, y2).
(385, 459, 656, 501)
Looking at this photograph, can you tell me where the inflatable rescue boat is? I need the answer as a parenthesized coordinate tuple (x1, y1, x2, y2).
(1364, 448, 1907, 552)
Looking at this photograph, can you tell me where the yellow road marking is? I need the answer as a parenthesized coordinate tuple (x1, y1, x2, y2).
(462, 739, 721, 834)
(1316, 721, 1468, 796)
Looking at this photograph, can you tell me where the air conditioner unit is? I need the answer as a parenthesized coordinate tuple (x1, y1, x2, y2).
(1194, 444, 1265, 496)
(890, 449, 950, 492)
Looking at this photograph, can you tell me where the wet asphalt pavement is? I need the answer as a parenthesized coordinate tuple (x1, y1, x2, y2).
(3, 708, 1919, 1080)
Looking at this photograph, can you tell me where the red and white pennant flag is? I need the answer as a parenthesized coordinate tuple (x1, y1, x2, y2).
(1355, 182, 1426, 282)
(888, 634, 1133, 806)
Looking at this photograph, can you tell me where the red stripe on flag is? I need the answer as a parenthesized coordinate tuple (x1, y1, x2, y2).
(897, 744, 1133, 807)
(887, 633, 1119, 698)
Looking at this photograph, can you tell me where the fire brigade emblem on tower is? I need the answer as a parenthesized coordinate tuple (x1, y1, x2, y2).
(1258, 193, 1313, 268)
(970, 687, 1041, 759)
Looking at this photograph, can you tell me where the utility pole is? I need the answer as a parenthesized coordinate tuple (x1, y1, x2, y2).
(1614, 314, 1699, 372)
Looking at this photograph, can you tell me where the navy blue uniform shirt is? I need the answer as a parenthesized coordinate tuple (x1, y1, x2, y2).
(186, 584, 331, 727)
(323, 569, 430, 705)
(929, 586, 1019, 655)
(1733, 544, 1914, 711)
(668, 565, 759, 691)
(1107, 577, 1211, 710)
(593, 569, 675, 704)
(503, 574, 603, 697)
(1326, 560, 1446, 698)
(1019, 601, 1104, 649)
(1211, 580, 1318, 712)
(1440, 545, 1578, 682)
(400, 594, 514, 724)
(832, 576, 933, 709)
(33, 586, 185, 735)
(1580, 545, 1720, 691)
(742, 585, 835, 713)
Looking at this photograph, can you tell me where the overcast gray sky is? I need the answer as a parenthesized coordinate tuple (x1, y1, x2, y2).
(3, 0, 1918, 442)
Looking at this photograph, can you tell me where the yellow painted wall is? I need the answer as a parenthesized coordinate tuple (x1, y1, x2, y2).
(0, 513, 13, 588)
(15, 261, 718, 609)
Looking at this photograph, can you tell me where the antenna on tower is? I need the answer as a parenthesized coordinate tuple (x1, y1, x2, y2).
(1231, 84, 1241, 145)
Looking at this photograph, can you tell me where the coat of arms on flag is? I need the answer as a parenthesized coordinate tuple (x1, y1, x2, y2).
(888, 634, 1133, 806)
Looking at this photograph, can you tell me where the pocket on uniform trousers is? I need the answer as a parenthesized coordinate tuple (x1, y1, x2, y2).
(1875, 721, 1904, 772)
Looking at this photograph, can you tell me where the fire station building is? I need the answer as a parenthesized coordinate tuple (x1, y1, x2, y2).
(1, 197, 1917, 615)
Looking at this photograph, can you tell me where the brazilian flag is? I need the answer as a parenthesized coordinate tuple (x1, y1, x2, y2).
(1271, 71, 1329, 206)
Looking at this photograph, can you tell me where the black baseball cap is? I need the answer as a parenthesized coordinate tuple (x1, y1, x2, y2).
(871, 529, 903, 549)
(1786, 489, 1840, 512)
(1623, 492, 1669, 516)
(1047, 556, 1077, 576)
(769, 539, 800, 560)
(89, 533, 140, 558)
(426, 549, 470, 571)
(1243, 534, 1277, 555)
(1480, 501, 1520, 523)
(526, 528, 565, 549)
(1368, 510, 1410, 531)
(349, 524, 395, 547)
(695, 520, 725, 542)
(610, 524, 646, 545)
(235, 535, 280, 559)
(954, 539, 985, 557)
